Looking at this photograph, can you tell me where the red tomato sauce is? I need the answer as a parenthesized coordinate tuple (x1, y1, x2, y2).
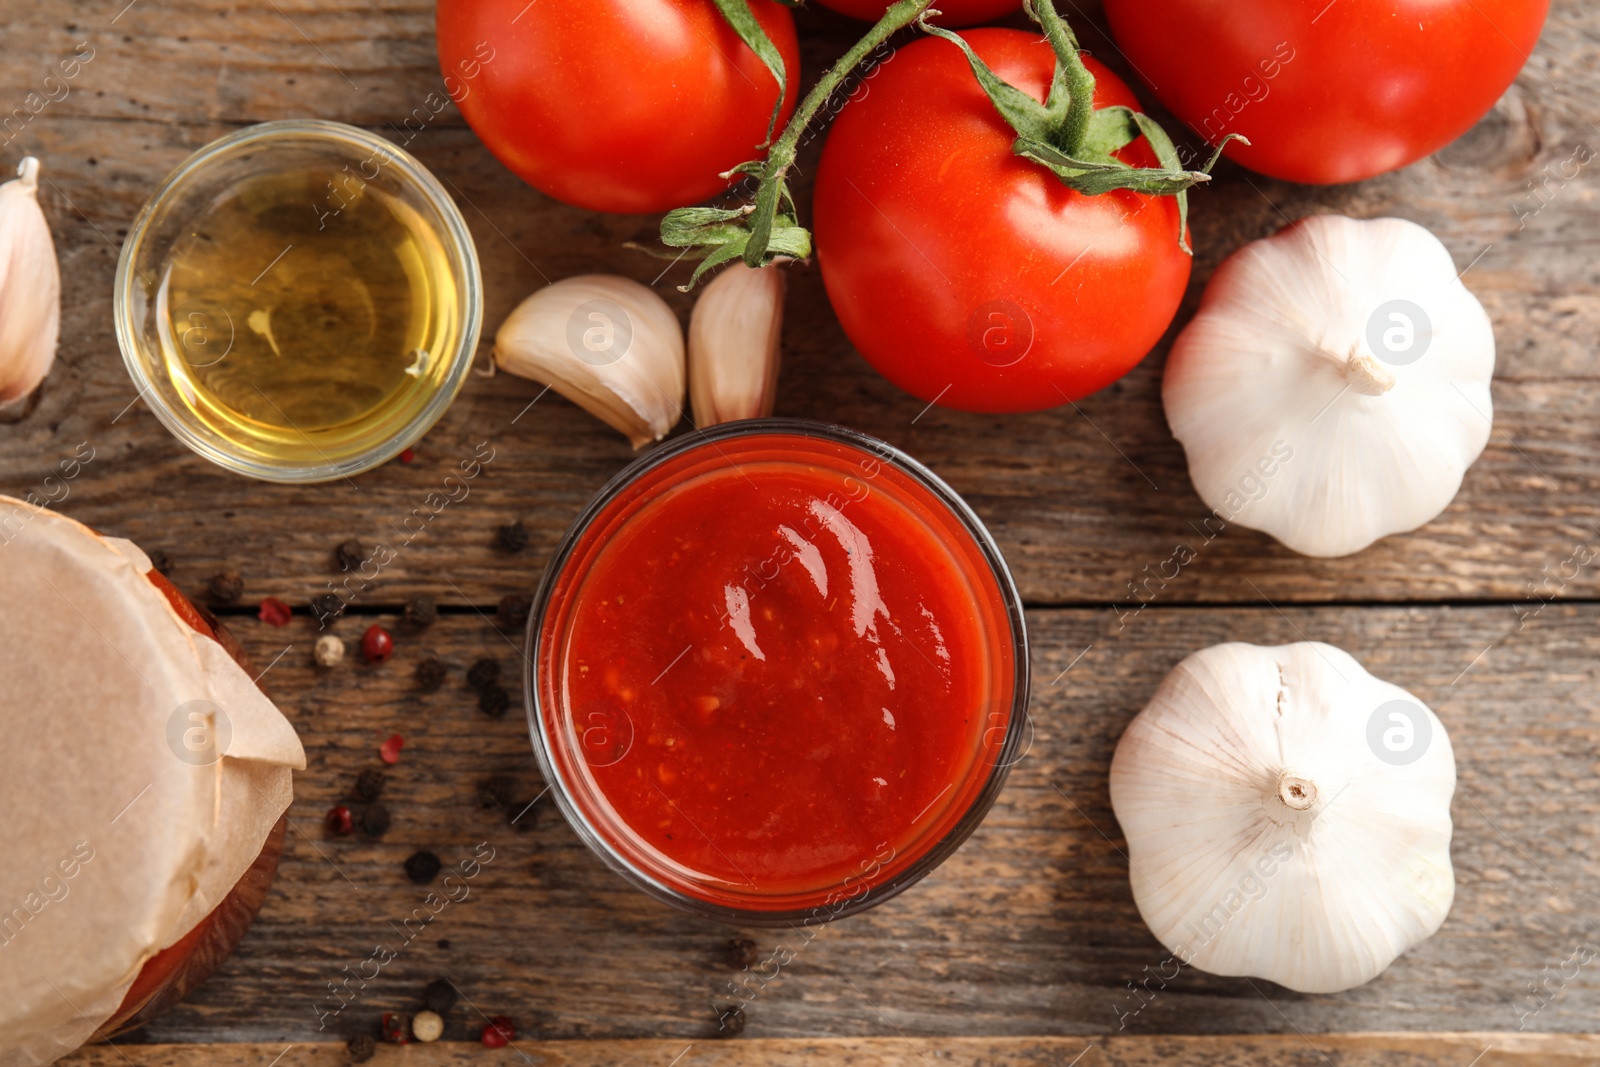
(536, 431, 1020, 914)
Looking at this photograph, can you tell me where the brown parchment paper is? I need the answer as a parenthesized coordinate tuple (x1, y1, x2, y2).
(0, 496, 305, 1066)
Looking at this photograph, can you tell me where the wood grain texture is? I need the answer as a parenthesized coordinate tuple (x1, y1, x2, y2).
(0, 2, 1596, 607)
(2, 0, 1598, 1059)
(50, 606, 1590, 1047)
(54, 1034, 1600, 1067)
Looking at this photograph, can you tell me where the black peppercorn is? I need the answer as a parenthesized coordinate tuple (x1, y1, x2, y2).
(335, 538, 364, 572)
(207, 569, 243, 604)
(358, 802, 391, 839)
(478, 685, 510, 719)
(346, 1033, 377, 1063)
(498, 593, 532, 630)
(311, 592, 346, 625)
(423, 977, 458, 1015)
(405, 595, 438, 628)
(466, 658, 500, 691)
(723, 937, 760, 971)
(352, 768, 386, 803)
(497, 519, 529, 553)
(477, 774, 515, 810)
(147, 549, 174, 576)
(715, 1005, 746, 1037)
(414, 656, 449, 692)
(404, 850, 443, 885)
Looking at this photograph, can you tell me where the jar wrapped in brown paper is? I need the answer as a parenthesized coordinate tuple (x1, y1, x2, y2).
(0, 496, 305, 1064)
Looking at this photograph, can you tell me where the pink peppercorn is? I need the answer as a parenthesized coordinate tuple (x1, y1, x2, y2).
(381, 1011, 410, 1043)
(481, 1016, 515, 1047)
(362, 624, 394, 663)
(258, 597, 292, 626)
(324, 805, 353, 835)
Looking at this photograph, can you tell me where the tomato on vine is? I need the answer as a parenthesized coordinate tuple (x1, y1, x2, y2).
(435, 0, 800, 215)
(814, 0, 1021, 27)
(813, 6, 1229, 413)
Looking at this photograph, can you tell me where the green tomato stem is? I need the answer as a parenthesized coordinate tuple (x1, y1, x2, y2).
(742, 0, 935, 268)
(925, 0, 1247, 255)
(709, 0, 790, 148)
(1022, 0, 1094, 154)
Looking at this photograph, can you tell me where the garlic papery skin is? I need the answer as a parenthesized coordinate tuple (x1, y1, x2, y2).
(493, 274, 685, 448)
(0, 157, 61, 405)
(689, 263, 784, 427)
(1109, 641, 1456, 995)
(1163, 215, 1495, 557)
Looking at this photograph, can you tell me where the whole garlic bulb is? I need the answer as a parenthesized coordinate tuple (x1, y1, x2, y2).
(493, 274, 685, 449)
(0, 157, 61, 404)
(1109, 641, 1456, 994)
(1163, 215, 1495, 557)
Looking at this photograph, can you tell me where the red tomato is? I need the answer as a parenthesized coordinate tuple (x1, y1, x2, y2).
(814, 0, 1020, 28)
(1103, 0, 1549, 184)
(435, 0, 800, 214)
(813, 29, 1190, 414)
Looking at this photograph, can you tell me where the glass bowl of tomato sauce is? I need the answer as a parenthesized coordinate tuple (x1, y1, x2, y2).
(526, 420, 1029, 925)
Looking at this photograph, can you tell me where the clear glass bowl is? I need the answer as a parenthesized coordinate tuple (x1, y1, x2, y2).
(113, 119, 481, 483)
(525, 419, 1031, 926)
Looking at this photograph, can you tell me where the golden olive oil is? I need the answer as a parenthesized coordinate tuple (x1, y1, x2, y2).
(154, 166, 462, 465)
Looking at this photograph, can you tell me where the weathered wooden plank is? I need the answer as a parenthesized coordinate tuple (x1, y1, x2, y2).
(5, 0, 1599, 1058)
(55, 1033, 1600, 1067)
(0, 3, 1597, 607)
(70, 605, 1595, 1045)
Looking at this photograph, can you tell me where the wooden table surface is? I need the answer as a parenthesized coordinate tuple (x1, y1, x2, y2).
(3, 0, 1597, 1063)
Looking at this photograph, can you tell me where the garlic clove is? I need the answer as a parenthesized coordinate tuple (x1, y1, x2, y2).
(493, 274, 685, 449)
(1163, 214, 1495, 558)
(1109, 640, 1456, 994)
(688, 263, 784, 427)
(0, 158, 62, 406)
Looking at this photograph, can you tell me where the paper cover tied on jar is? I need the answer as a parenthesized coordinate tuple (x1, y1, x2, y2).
(0, 496, 305, 1065)
(1162, 215, 1495, 557)
(1109, 641, 1456, 994)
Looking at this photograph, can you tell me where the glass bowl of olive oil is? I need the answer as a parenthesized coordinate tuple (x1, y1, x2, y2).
(114, 120, 482, 482)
